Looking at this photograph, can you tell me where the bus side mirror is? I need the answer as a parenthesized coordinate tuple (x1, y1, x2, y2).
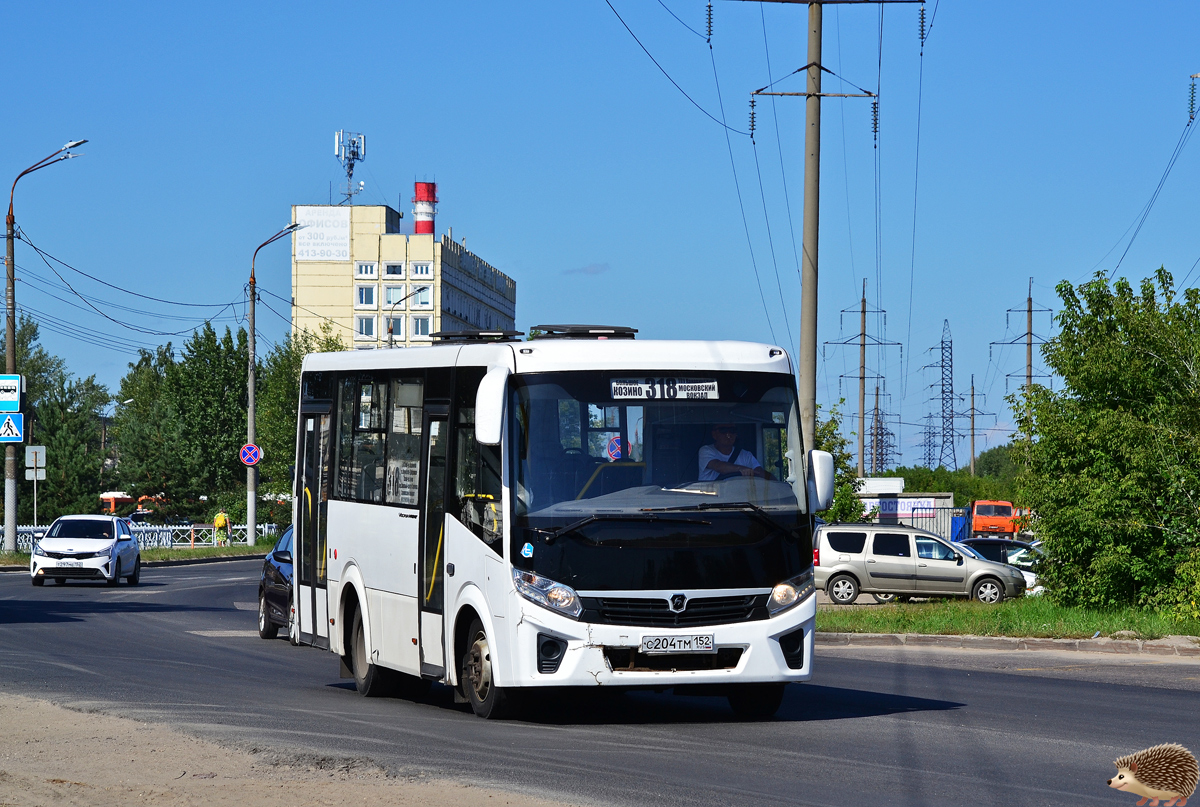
(806, 450, 835, 512)
(475, 366, 510, 446)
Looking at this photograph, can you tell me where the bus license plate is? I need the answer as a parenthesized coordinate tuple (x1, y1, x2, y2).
(56, 561, 83, 568)
(640, 635, 715, 655)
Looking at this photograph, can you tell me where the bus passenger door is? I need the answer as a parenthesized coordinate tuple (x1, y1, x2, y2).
(417, 407, 449, 677)
(296, 413, 331, 649)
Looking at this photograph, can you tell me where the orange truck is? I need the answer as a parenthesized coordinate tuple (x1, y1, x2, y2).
(970, 500, 1020, 538)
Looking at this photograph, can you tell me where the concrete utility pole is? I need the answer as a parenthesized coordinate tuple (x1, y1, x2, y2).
(1026, 278, 1033, 394)
(796, 1, 822, 455)
(247, 224, 301, 547)
(970, 378, 975, 477)
(858, 280, 866, 477)
(4, 141, 85, 552)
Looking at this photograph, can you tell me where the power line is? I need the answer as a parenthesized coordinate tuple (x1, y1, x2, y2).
(603, 0, 748, 135)
(751, 137, 794, 348)
(759, 5, 804, 298)
(656, 0, 706, 39)
(257, 286, 357, 335)
(707, 14, 778, 344)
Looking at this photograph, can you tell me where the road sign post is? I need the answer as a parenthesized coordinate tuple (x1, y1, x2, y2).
(25, 445, 45, 528)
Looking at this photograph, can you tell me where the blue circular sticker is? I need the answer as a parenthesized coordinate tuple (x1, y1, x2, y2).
(521, 542, 534, 558)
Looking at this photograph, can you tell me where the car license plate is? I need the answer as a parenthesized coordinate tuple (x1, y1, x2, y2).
(639, 635, 715, 655)
(56, 560, 83, 568)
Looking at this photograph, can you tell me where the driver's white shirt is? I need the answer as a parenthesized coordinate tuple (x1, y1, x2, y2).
(697, 444, 762, 481)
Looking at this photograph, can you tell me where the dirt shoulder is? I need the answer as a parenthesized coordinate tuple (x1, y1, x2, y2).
(0, 692, 573, 807)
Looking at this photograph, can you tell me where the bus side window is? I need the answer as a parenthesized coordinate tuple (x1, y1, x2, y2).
(386, 376, 424, 506)
(454, 368, 502, 551)
(334, 376, 388, 503)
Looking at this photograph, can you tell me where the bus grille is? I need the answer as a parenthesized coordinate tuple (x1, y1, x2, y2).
(580, 595, 768, 627)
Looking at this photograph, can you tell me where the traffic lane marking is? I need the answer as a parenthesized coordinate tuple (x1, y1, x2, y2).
(188, 630, 261, 638)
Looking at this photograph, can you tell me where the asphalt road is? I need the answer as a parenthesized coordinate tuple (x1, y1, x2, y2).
(4, 559, 1198, 807)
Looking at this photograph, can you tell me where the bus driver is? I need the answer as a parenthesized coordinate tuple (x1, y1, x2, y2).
(698, 424, 772, 481)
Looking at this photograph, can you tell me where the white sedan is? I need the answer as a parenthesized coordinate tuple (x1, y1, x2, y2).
(31, 515, 141, 586)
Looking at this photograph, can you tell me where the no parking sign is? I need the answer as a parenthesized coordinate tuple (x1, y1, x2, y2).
(240, 444, 262, 466)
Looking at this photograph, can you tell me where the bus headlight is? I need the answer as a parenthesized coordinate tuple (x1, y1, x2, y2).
(512, 569, 582, 619)
(768, 569, 815, 616)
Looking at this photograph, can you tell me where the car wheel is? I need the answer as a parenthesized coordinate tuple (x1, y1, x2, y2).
(288, 600, 299, 646)
(258, 593, 279, 639)
(349, 608, 389, 696)
(462, 618, 513, 719)
(872, 592, 897, 604)
(973, 578, 1004, 604)
(32, 575, 44, 586)
(827, 575, 859, 605)
(727, 683, 786, 720)
(126, 557, 141, 586)
(107, 560, 121, 587)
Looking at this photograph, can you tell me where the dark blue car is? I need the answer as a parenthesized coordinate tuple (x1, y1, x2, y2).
(258, 526, 294, 641)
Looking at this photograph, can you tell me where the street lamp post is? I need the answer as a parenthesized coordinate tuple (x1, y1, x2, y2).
(4, 140, 86, 553)
(386, 287, 424, 348)
(247, 223, 301, 547)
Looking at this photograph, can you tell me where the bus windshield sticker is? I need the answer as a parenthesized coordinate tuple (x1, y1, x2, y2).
(610, 378, 719, 401)
(521, 542, 534, 558)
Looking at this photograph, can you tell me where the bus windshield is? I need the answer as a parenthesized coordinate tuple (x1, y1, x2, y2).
(508, 370, 811, 591)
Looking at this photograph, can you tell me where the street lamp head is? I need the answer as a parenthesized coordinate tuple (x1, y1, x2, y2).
(64, 139, 88, 150)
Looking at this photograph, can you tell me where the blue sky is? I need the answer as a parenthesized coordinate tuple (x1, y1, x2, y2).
(3, 1, 1197, 467)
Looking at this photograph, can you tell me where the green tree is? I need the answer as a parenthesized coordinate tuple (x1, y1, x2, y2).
(1016, 268, 1200, 613)
(813, 401, 869, 521)
(257, 323, 345, 498)
(975, 442, 1018, 482)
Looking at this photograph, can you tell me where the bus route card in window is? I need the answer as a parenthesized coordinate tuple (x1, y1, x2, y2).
(610, 378, 719, 401)
(639, 634, 716, 654)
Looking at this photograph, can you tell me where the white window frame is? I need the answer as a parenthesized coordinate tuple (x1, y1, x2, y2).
(384, 262, 405, 278)
(354, 315, 376, 341)
(384, 314, 405, 341)
(410, 314, 432, 340)
(410, 262, 432, 278)
(355, 284, 378, 310)
(410, 284, 433, 310)
(383, 284, 407, 309)
(356, 262, 378, 278)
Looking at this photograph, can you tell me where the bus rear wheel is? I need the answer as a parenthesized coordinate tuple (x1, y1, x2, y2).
(727, 683, 786, 720)
(462, 618, 513, 719)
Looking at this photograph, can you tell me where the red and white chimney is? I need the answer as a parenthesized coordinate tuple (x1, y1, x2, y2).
(412, 182, 437, 235)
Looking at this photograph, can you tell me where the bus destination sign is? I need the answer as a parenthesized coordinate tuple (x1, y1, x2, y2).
(610, 378, 719, 401)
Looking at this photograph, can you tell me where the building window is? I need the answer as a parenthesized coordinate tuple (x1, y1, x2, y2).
(411, 285, 432, 309)
(411, 315, 431, 339)
(355, 315, 376, 340)
(411, 263, 432, 278)
(355, 284, 377, 309)
(384, 284, 407, 308)
(384, 263, 404, 277)
(356, 262, 377, 278)
(385, 315, 404, 340)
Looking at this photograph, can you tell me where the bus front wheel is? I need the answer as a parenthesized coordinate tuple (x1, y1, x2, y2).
(350, 609, 389, 696)
(462, 618, 513, 719)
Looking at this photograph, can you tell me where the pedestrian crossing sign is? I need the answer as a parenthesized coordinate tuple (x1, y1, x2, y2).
(0, 413, 23, 443)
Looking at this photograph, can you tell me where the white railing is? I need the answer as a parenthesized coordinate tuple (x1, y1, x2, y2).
(15, 523, 278, 552)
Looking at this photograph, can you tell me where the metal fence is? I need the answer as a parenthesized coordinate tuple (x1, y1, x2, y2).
(863, 506, 968, 542)
(16, 523, 278, 552)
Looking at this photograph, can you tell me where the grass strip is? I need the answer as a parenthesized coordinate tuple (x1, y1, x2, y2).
(816, 596, 1200, 640)
(140, 545, 267, 562)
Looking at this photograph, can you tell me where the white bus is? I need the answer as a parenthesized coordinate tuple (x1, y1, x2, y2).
(290, 326, 834, 719)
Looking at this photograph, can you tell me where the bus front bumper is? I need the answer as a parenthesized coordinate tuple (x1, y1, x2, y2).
(502, 595, 816, 688)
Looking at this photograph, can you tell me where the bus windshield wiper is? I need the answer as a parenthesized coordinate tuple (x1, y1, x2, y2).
(533, 513, 711, 544)
(639, 502, 796, 534)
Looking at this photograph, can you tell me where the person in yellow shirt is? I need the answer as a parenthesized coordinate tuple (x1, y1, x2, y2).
(213, 509, 229, 546)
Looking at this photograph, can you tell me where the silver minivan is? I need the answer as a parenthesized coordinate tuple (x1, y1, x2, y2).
(813, 524, 1025, 605)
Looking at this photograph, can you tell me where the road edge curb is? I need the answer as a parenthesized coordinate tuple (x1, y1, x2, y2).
(815, 631, 1200, 656)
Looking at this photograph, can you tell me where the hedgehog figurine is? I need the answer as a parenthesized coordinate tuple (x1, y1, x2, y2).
(1107, 744, 1198, 806)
